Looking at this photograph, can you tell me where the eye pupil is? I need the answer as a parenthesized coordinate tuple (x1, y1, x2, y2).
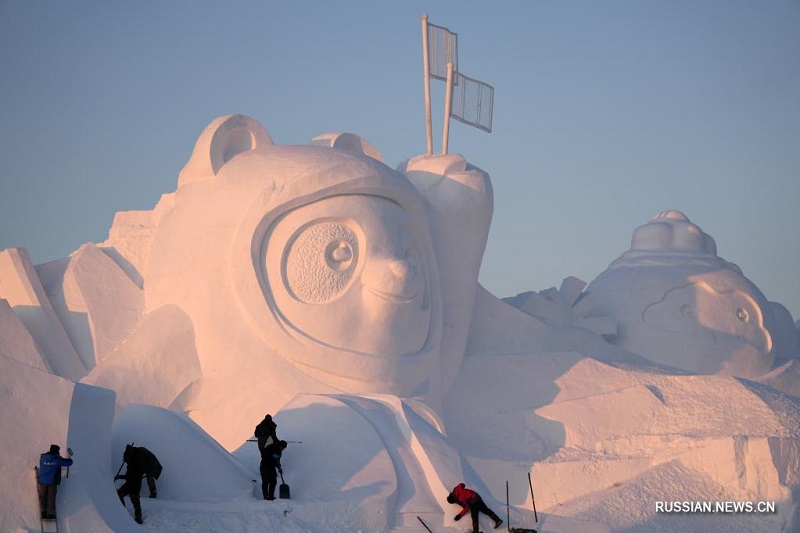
(326, 240, 354, 271)
(736, 308, 749, 322)
(331, 243, 352, 262)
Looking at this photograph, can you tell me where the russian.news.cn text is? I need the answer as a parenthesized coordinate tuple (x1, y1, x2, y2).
(655, 501, 776, 514)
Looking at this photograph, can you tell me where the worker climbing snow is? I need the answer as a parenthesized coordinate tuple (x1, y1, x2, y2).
(446, 482, 503, 533)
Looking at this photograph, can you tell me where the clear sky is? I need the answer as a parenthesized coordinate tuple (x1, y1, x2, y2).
(1, 1, 799, 319)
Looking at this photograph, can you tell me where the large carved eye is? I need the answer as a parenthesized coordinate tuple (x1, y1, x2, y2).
(736, 307, 749, 323)
(284, 222, 359, 303)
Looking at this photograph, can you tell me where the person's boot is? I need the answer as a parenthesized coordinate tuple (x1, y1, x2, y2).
(493, 518, 503, 529)
(133, 496, 143, 524)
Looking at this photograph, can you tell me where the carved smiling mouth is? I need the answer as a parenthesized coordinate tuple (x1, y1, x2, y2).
(366, 287, 417, 303)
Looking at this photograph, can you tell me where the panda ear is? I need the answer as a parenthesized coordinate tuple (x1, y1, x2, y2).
(178, 114, 273, 186)
(311, 132, 384, 163)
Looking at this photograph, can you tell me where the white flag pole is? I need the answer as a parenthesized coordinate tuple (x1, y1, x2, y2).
(442, 62, 454, 155)
(421, 14, 433, 155)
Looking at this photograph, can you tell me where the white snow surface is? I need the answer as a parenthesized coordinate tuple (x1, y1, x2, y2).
(2, 115, 800, 532)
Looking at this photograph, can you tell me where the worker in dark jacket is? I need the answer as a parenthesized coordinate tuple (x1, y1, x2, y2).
(115, 445, 162, 524)
(260, 440, 287, 500)
(447, 482, 503, 532)
(37, 444, 73, 519)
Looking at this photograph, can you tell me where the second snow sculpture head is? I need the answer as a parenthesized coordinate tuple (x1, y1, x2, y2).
(137, 115, 491, 422)
(587, 210, 781, 378)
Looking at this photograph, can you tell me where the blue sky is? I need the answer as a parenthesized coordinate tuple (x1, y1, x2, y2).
(1, 1, 799, 318)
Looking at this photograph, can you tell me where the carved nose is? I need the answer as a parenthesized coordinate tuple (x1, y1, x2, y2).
(389, 259, 410, 281)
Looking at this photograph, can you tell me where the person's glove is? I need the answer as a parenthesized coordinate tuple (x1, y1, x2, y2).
(278, 467, 283, 474)
(453, 514, 462, 521)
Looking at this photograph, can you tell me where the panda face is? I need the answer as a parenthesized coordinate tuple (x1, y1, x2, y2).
(263, 194, 432, 358)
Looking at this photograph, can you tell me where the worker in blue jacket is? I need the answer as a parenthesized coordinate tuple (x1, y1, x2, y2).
(38, 444, 73, 519)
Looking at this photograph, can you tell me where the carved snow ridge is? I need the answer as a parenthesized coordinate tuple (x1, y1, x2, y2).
(505, 276, 617, 335)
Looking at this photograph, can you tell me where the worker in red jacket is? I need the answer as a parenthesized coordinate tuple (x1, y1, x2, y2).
(447, 482, 503, 532)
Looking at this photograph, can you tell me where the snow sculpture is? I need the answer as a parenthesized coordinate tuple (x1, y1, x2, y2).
(4, 115, 800, 532)
(148, 114, 443, 399)
(586, 210, 779, 378)
(91, 113, 495, 528)
(12, 114, 491, 449)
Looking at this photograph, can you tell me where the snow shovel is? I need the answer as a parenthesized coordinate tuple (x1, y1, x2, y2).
(278, 470, 290, 499)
